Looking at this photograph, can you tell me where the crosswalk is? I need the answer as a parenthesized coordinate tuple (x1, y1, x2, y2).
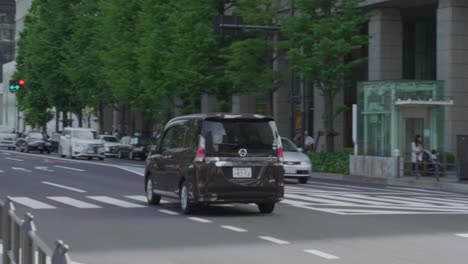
(5, 182, 468, 215)
(282, 182, 468, 215)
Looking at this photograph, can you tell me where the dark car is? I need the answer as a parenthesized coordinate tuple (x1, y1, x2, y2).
(16, 131, 52, 154)
(49, 132, 61, 152)
(144, 113, 285, 214)
(117, 136, 153, 160)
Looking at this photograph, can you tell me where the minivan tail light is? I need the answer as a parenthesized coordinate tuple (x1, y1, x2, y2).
(277, 135, 284, 162)
(195, 135, 206, 162)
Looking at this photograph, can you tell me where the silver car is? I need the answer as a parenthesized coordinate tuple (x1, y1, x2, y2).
(281, 137, 312, 184)
(0, 126, 17, 150)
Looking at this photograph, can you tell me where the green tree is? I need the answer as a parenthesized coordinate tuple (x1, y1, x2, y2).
(15, 0, 54, 130)
(282, 0, 369, 152)
(225, 0, 286, 114)
(62, 0, 110, 129)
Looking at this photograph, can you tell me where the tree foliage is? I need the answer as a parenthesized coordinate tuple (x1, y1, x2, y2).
(282, 0, 370, 152)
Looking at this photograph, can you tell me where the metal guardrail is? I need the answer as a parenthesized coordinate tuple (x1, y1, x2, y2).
(1, 197, 73, 264)
(402, 160, 456, 182)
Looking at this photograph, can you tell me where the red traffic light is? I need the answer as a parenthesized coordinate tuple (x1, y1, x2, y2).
(18, 80, 25, 86)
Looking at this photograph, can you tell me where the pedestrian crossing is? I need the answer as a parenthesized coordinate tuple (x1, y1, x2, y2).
(282, 182, 468, 215)
(5, 182, 468, 215)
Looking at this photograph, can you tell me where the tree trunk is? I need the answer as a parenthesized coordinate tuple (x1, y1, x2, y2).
(120, 105, 126, 136)
(55, 110, 60, 132)
(62, 111, 68, 129)
(78, 110, 83, 127)
(324, 92, 335, 153)
(99, 101, 104, 134)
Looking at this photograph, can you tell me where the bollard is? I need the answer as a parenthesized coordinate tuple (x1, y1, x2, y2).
(21, 213, 36, 264)
(51, 240, 72, 264)
(2, 197, 14, 264)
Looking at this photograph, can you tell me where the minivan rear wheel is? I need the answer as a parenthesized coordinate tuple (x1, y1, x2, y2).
(257, 202, 275, 214)
(146, 177, 161, 205)
(180, 182, 194, 214)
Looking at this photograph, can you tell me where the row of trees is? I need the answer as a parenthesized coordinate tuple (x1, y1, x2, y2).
(15, 0, 369, 152)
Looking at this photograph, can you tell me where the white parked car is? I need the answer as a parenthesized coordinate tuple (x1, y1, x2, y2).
(0, 126, 17, 150)
(59, 128, 105, 160)
(99, 134, 120, 157)
(281, 137, 312, 184)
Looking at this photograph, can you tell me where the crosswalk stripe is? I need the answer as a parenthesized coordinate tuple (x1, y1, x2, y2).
(412, 196, 468, 206)
(124, 195, 170, 204)
(284, 194, 355, 206)
(380, 196, 468, 207)
(313, 194, 394, 205)
(10, 197, 56, 209)
(456, 233, 468, 238)
(87, 196, 146, 208)
(386, 186, 453, 194)
(47, 197, 101, 209)
(330, 194, 428, 206)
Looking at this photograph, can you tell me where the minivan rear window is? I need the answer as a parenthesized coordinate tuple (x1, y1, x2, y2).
(202, 119, 279, 157)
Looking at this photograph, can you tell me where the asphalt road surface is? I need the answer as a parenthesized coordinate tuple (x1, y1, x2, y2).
(1, 149, 467, 264)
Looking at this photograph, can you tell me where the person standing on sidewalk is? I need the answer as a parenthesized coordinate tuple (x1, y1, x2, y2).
(411, 134, 424, 175)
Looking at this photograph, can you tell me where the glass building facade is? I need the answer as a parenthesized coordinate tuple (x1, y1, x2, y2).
(0, 0, 15, 82)
(357, 80, 446, 158)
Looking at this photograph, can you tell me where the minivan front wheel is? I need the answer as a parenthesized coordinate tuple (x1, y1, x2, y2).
(146, 177, 161, 205)
(180, 182, 194, 214)
(257, 202, 275, 214)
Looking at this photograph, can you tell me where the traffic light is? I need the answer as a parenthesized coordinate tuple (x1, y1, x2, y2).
(8, 79, 25, 93)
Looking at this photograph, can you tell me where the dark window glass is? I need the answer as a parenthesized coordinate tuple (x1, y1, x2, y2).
(201, 119, 278, 157)
(281, 138, 298, 152)
(161, 126, 186, 151)
(28, 132, 44, 140)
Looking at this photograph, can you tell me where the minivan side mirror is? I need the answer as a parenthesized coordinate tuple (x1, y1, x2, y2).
(297, 147, 303, 152)
(65, 134, 71, 140)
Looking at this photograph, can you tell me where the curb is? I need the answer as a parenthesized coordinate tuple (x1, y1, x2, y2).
(310, 172, 468, 194)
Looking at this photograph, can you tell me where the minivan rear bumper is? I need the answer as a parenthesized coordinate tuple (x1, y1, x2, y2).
(196, 193, 283, 204)
(193, 161, 284, 204)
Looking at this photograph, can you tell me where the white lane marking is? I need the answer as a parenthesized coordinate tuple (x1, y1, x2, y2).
(34, 166, 54, 172)
(0, 170, 4, 173)
(125, 195, 170, 204)
(6, 157, 24, 161)
(47, 197, 101, 209)
(2, 152, 11, 155)
(221, 225, 247, 232)
(54, 165, 85, 172)
(187, 217, 213, 223)
(87, 196, 145, 208)
(0, 243, 3, 254)
(258, 236, 290, 245)
(456, 233, 468, 238)
(10, 197, 56, 209)
(11, 167, 32, 172)
(304, 249, 340, 259)
(42, 181, 87, 193)
(158, 209, 179, 215)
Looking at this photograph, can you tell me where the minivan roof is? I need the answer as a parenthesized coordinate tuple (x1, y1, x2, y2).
(167, 113, 274, 126)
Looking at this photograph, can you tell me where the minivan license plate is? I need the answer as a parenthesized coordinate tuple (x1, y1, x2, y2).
(233, 167, 252, 178)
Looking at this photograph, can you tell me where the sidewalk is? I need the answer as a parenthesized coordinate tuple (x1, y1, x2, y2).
(310, 172, 468, 194)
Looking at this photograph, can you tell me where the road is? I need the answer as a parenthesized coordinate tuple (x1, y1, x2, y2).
(1, 149, 468, 264)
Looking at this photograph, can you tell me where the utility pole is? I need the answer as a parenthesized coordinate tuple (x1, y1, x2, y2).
(290, 0, 296, 140)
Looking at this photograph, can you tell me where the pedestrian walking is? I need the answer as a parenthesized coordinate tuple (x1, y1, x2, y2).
(411, 134, 424, 175)
(303, 131, 315, 152)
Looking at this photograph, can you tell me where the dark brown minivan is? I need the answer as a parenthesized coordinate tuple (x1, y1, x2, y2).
(144, 113, 285, 214)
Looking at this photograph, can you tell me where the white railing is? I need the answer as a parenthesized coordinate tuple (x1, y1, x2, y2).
(1, 197, 73, 264)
